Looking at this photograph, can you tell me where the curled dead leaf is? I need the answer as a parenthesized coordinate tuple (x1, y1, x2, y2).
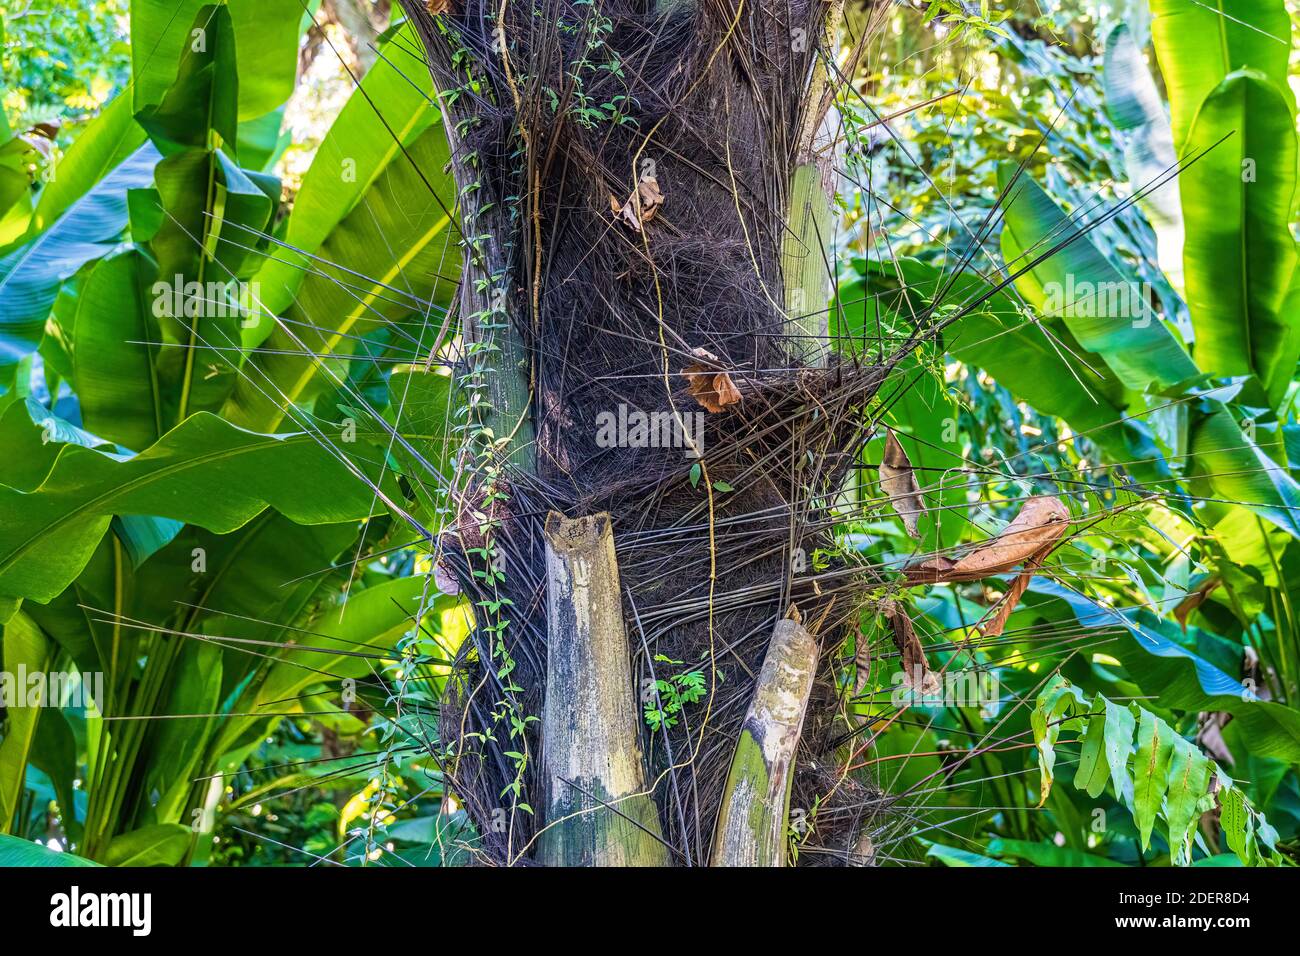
(852, 631, 871, 724)
(879, 430, 925, 539)
(952, 496, 1069, 576)
(424, 0, 451, 15)
(903, 555, 956, 581)
(637, 175, 663, 219)
(1174, 577, 1220, 633)
(977, 556, 1042, 639)
(612, 174, 664, 232)
(682, 347, 742, 412)
(883, 599, 940, 696)
(904, 495, 1070, 585)
(17, 127, 56, 162)
(902, 497, 1070, 638)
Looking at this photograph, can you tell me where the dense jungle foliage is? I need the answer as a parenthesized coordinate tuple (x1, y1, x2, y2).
(1, 0, 1299, 869)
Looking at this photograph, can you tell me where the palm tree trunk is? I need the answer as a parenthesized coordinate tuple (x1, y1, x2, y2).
(401, 0, 862, 866)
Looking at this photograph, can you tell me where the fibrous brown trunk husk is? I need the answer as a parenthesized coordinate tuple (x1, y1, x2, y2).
(401, 0, 888, 865)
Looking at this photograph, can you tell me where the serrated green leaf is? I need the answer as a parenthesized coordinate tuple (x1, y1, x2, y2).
(1165, 734, 1212, 865)
(1133, 707, 1175, 849)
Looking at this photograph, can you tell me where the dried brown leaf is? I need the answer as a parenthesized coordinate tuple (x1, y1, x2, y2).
(637, 175, 664, 220)
(952, 496, 1068, 575)
(883, 599, 939, 695)
(682, 347, 742, 412)
(978, 557, 1041, 638)
(903, 495, 1069, 585)
(613, 174, 665, 232)
(853, 633, 871, 696)
(1175, 577, 1220, 633)
(852, 630, 872, 725)
(879, 430, 925, 539)
(902, 555, 957, 584)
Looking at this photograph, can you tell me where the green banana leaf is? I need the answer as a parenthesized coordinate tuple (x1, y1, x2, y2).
(130, 513, 362, 703)
(0, 144, 159, 369)
(994, 163, 1300, 536)
(0, 109, 28, 223)
(0, 611, 51, 832)
(843, 258, 1169, 482)
(102, 823, 191, 866)
(1149, 0, 1294, 152)
(135, 4, 238, 157)
(143, 147, 277, 419)
(0, 403, 388, 604)
(1188, 398, 1300, 541)
(988, 837, 1125, 867)
(28, 91, 147, 237)
(0, 833, 101, 866)
(209, 574, 448, 767)
(253, 20, 442, 321)
(386, 365, 457, 516)
(1180, 71, 1298, 408)
(997, 161, 1199, 392)
(0, 108, 33, 246)
(27, 705, 79, 841)
(130, 0, 307, 121)
(73, 251, 164, 452)
(925, 842, 1011, 866)
(235, 106, 290, 173)
(140, 642, 223, 826)
(224, 124, 458, 431)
